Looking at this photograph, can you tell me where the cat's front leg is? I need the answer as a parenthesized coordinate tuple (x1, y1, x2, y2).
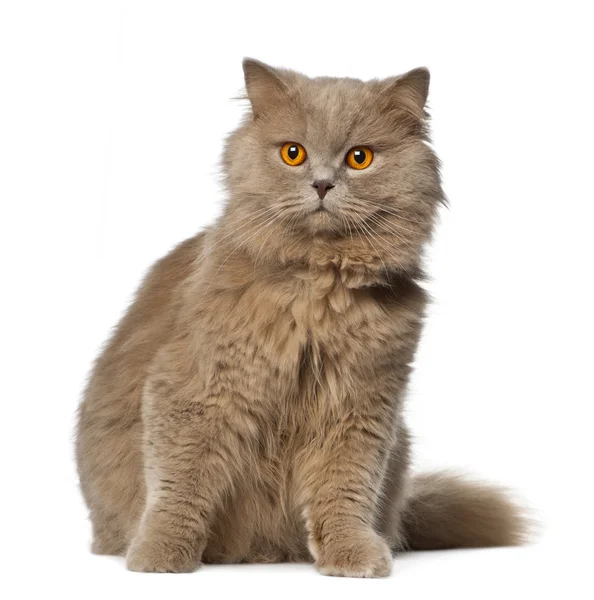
(126, 366, 260, 573)
(299, 407, 394, 578)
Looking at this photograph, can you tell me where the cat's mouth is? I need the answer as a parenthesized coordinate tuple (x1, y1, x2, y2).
(309, 198, 333, 215)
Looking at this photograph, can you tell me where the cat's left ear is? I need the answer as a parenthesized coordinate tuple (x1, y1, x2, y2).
(243, 58, 289, 118)
(381, 67, 430, 118)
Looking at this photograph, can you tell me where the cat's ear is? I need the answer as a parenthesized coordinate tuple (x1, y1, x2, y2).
(381, 67, 430, 118)
(242, 58, 289, 118)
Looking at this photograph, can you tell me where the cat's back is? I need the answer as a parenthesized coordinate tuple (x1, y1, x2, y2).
(86, 231, 205, 404)
(76, 232, 205, 541)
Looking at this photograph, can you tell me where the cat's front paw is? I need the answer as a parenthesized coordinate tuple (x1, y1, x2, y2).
(313, 530, 392, 578)
(126, 533, 200, 573)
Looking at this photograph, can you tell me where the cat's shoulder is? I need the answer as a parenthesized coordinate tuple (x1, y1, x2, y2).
(365, 271, 428, 317)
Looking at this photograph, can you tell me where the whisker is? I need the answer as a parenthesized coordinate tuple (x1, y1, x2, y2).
(341, 212, 355, 246)
(340, 207, 417, 251)
(253, 212, 291, 270)
(206, 204, 286, 252)
(351, 213, 390, 275)
(352, 212, 415, 273)
(203, 210, 283, 295)
(365, 200, 434, 226)
(346, 197, 434, 227)
(366, 213, 419, 255)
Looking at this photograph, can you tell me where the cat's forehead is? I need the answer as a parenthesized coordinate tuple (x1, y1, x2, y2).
(263, 76, 387, 151)
(298, 76, 375, 113)
(301, 77, 384, 146)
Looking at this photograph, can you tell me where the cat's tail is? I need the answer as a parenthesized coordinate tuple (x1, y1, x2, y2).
(399, 471, 529, 550)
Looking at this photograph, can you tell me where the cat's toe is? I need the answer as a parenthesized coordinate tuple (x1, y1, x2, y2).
(314, 531, 393, 578)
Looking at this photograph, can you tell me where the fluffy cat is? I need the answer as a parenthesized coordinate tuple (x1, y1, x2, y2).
(76, 59, 526, 577)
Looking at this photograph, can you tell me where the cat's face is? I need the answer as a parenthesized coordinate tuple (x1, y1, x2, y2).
(222, 60, 444, 272)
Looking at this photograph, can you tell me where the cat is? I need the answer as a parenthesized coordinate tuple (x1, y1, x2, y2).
(76, 59, 526, 577)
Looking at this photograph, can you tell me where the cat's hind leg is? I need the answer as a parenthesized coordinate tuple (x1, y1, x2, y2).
(376, 422, 412, 552)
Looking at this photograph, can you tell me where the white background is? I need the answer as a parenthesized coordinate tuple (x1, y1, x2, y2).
(1, 1, 592, 598)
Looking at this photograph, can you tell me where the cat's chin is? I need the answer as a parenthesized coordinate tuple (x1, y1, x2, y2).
(304, 210, 344, 235)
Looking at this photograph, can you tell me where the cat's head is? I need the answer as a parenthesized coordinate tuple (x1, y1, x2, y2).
(220, 59, 444, 275)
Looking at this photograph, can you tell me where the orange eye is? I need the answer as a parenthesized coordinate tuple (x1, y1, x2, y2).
(280, 142, 307, 166)
(346, 146, 374, 170)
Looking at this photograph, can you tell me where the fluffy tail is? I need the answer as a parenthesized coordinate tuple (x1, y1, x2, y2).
(400, 472, 529, 550)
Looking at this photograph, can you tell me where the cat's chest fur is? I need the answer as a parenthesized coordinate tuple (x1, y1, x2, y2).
(288, 266, 389, 353)
(210, 262, 424, 392)
(190, 252, 425, 418)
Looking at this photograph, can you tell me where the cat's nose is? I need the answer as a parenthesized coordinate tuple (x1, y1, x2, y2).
(311, 180, 335, 200)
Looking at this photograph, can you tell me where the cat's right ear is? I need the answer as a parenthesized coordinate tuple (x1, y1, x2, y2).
(242, 58, 288, 119)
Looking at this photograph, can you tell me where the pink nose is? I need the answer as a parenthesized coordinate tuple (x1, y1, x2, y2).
(312, 180, 335, 200)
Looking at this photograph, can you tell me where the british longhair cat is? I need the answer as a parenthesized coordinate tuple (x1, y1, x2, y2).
(76, 59, 526, 577)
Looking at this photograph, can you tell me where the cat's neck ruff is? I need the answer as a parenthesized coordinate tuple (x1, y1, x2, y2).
(204, 221, 423, 293)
